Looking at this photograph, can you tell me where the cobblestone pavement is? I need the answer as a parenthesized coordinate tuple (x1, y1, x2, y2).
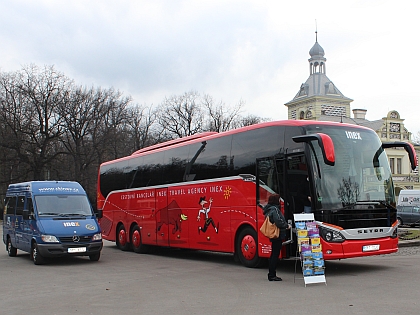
(392, 244, 420, 256)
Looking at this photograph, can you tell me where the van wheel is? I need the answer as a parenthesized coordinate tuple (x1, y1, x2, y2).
(116, 224, 130, 251)
(236, 227, 261, 268)
(89, 252, 101, 261)
(31, 243, 45, 265)
(131, 225, 149, 254)
(6, 237, 17, 257)
(397, 217, 403, 226)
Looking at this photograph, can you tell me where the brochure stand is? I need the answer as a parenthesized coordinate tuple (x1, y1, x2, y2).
(293, 213, 327, 287)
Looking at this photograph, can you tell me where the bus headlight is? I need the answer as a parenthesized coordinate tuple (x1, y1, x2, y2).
(41, 235, 59, 243)
(319, 226, 345, 243)
(392, 228, 398, 239)
(92, 233, 102, 241)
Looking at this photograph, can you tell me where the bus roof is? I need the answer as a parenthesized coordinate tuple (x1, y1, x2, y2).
(131, 132, 218, 155)
(101, 119, 373, 166)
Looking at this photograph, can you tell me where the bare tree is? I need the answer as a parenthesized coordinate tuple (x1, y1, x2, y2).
(126, 104, 159, 152)
(202, 94, 244, 132)
(157, 91, 204, 138)
(233, 114, 269, 128)
(0, 65, 72, 180)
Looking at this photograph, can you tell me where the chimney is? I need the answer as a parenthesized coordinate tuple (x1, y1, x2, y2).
(353, 109, 367, 119)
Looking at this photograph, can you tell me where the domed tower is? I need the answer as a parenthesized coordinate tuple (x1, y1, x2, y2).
(285, 34, 353, 121)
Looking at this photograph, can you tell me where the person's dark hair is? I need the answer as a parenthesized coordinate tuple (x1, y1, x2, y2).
(268, 194, 280, 205)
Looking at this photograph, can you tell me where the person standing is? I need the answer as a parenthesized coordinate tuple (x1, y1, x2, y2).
(263, 194, 290, 281)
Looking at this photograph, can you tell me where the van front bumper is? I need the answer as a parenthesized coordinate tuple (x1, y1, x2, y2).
(37, 241, 103, 257)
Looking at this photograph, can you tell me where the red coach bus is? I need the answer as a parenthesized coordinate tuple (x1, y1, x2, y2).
(97, 120, 417, 267)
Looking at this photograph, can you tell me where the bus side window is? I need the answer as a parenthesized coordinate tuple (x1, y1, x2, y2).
(16, 196, 25, 216)
(5, 197, 17, 215)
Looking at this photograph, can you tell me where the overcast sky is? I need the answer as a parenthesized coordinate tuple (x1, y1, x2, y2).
(1, 0, 419, 134)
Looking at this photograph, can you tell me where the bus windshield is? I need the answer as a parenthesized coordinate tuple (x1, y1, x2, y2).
(306, 125, 395, 210)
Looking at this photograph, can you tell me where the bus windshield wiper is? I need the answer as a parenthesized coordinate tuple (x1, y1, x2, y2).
(39, 212, 60, 216)
(342, 201, 379, 209)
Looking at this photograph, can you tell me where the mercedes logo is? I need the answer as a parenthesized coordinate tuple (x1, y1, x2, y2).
(72, 235, 80, 242)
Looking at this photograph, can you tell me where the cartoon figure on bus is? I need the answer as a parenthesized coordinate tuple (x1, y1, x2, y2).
(197, 196, 219, 234)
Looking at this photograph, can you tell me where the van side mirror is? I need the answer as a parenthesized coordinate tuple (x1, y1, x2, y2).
(96, 209, 103, 219)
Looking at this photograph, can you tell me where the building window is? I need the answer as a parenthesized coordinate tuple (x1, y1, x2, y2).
(397, 158, 402, 174)
(390, 158, 394, 174)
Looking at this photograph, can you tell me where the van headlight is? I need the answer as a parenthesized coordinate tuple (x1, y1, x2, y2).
(41, 235, 59, 243)
(92, 233, 102, 241)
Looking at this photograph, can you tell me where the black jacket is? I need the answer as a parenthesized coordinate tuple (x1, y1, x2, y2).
(263, 203, 288, 239)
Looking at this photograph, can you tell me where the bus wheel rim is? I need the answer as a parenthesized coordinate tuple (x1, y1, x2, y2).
(132, 230, 141, 248)
(241, 235, 257, 260)
(119, 229, 127, 246)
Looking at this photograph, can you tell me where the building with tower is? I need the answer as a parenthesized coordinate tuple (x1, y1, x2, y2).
(284, 36, 419, 193)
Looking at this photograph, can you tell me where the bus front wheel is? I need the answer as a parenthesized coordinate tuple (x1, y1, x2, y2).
(236, 227, 261, 268)
(116, 224, 131, 251)
(131, 225, 149, 254)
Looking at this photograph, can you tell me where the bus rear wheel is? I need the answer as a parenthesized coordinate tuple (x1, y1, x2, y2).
(131, 225, 150, 253)
(116, 224, 131, 251)
(236, 227, 261, 268)
(6, 237, 17, 257)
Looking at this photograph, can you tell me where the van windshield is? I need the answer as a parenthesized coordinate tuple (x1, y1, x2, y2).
(35, 195, 93, 216)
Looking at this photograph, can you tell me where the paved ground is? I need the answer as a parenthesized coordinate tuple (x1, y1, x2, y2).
(1, 224, 420, 315)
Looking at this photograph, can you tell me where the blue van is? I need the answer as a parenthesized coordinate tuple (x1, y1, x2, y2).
(3, 181, 103, 265)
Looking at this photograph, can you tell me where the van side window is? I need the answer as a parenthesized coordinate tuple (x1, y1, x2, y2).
(5, 197, 17, 215)
(27, 198, 34, 215)
(16, 196, 25, 216)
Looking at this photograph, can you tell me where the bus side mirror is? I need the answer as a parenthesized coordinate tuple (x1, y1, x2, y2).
(292, 133, 335, 166)
(382, 142, 418, 171)
(96, 209, 103, 219)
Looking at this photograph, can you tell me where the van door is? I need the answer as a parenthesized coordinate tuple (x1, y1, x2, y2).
(14, 195, 29, 251)
(3, 196, 17, 247)
(21, 197, 36, 251)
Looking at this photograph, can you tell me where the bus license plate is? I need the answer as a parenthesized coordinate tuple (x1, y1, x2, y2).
(363, 244, 380, 252)
(68, 247, 86, 253)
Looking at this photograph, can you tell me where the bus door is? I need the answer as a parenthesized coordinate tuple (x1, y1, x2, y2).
(284, 154, 309, 215)
(156, 188, 169, 246)
(257, 156, 289, 215)
(257, 156, 290, 257)
(133, 189, 157, 246)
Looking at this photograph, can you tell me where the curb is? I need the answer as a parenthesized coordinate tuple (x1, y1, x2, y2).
(399, 240, 420, 247)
